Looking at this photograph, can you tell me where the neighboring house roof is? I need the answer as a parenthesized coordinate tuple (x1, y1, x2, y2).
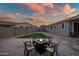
(14, 21, 38, 28)
(0, 18, 22, 23)
(0, 21, 19, 26)
(23, 21, 38, 28)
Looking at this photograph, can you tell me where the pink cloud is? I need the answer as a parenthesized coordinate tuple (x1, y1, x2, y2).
(41, 3, 54, 8)
(24, 3, 45, 14)
(23, 3, 60, 16)
(47, 4, 76, 16)
(62, 4, 76, 15)
(0, 13, 22, 23)
(49, 10, 58, 16)
(29, 17, 48, 21)
(23, 3, 77, 17)
(1, 13, 16, 19)
(46, 9, 59, 16)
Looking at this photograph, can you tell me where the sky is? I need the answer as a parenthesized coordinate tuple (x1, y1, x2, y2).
(0, 3, 79, 22)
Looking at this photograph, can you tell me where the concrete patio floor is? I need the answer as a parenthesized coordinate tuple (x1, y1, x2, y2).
(0, 32, 79, 56)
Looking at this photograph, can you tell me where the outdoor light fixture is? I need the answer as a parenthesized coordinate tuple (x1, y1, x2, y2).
(39, 39, 43, 41)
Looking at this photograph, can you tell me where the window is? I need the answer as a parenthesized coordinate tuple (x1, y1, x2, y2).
(50, 26, 52, 29)
(54, 25, 56, 29)
(61, 23, 64, 29)
(20, 26, 23, 28)
(26, 26, 29, 28)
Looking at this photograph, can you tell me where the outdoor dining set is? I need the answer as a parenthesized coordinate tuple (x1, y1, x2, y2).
(23, 38, 59, 56)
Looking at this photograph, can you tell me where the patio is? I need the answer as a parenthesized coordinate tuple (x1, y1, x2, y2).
(0, 36, 79, 56)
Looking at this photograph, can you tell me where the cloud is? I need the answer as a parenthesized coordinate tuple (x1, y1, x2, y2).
(29, 17, 48, 21)
(46, 4, 76, 16)
(33, 13, 41, 16)
(62, 4, 76, 15)
(51, 10, 58, 16)
(40, 3, 54, 8)
(23, 3, 61, 16)
(23, 3, 77, 18)
(47, 9, 59, 16)
(0, 13, 22, 23)
(1, 13, 16, 19)
(16, 12, 23, 16)
(24, 3, 45, 14)
(65, 11, 79, 19)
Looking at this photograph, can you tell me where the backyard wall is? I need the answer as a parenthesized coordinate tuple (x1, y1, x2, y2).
(0, 26, 38, 38)
(0, 26, 15, 37)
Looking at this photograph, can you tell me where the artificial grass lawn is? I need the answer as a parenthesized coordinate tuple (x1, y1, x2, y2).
(17, 33, 49, 38)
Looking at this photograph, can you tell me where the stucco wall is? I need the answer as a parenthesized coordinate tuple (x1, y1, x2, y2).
(14, 23, 38, 34)
(0, 25, 38, 38)
(0, 26, 15, 37)
(15, 27, 26, 36)
(45, 22, 69, 36)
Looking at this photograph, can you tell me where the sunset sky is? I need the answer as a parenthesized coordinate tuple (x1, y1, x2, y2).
(0, 3, 79, 22)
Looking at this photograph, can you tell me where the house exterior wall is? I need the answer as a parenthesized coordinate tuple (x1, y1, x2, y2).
(68, 21, 74, 36)
(14, 23, 38, 34)
(14, 23, 31, 28)
(0, 22, 38, 38)
(15, 27, 26, 36)
(45, 22, 70, 36)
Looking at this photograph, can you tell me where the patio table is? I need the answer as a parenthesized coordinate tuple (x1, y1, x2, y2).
(33, 39, 48, 55)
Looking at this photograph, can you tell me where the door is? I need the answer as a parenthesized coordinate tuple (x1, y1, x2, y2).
(74, 23, 79, 37)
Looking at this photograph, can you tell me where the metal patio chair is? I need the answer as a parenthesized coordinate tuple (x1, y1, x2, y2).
(23, 41, 34, 56)
(46, 42, 59, 56)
